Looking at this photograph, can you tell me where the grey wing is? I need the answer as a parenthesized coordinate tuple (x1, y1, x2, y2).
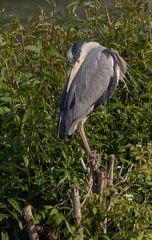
(71, 48, 114, 116)
(58, 46, 124, 138)
(57, 71, 76, 138)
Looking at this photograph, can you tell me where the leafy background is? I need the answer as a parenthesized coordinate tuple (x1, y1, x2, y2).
(0, 0, 151, 239)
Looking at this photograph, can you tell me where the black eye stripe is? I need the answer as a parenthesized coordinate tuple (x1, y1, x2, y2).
(71, 40, 85, 62)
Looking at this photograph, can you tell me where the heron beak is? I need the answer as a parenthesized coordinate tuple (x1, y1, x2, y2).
(67, 57, 86, 92)
(67, 62, 79, 92)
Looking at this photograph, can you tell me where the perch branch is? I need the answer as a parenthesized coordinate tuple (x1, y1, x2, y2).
(89, 151, 102, 194)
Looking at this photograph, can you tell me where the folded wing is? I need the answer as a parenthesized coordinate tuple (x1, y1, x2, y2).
(57, 46, 127, 138)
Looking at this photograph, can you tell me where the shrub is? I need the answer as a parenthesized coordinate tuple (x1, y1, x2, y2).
(0, 1, 151, 239)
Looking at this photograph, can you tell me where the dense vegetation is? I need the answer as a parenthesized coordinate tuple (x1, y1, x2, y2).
(0, 0, 151, 239)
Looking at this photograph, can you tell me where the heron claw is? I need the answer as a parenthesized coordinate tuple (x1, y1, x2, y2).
(88, 151, 101, 169)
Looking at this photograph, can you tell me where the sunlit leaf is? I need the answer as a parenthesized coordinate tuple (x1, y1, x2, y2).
(8, 199, 22, 215)
(0, 106, 10, 114)
(1, 231, 9, 240)
(0, 213, 9, 221)
(24, 45, 41, 54)
(22, 109, 32, 123)
(0, 96, 12, 103)
(49, 49, 66, 59)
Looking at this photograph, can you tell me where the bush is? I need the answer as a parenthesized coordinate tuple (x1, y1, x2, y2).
(0, 1, 151, 239)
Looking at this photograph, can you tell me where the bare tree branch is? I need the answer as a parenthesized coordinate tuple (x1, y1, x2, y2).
(81, 183, 93, 207)
(23, 205, 39, 240)
(71, 185, 83, 237)
(118, 177, 137, 197)
(89, 151, 102, 194)
(118, 165, 124, 178)
(36, 225, 60, 240)
(107, 154, 115, 186)
(114, 165, 133, 187)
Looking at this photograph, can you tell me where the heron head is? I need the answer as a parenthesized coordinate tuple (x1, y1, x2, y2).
(67, 40, 85, 66)
(67, 40, 101, 67)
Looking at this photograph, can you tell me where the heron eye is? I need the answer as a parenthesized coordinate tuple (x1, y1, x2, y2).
(68, 57, 75, 65)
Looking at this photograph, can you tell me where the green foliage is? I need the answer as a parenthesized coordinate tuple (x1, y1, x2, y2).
(0, 0, 151, 239)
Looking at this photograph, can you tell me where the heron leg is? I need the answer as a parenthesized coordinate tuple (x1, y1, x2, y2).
(78, 121, 101, 165)
(78, 121, 92, 156)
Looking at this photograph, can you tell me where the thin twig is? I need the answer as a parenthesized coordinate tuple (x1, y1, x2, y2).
(102, 202, 111, 234)
(105, 6, 112, 26)
(108, 154, 115, 186)
(118, 165, 124, 178)
(81, 183, 93, 207)
(84, 7, 89, 20)
(114, 165, 133, 187)
(118, 177, 137, 197)
(80, 157, 87, 172)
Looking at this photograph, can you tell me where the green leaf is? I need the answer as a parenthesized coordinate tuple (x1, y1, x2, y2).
(0, 96, 11, 103)
(8, 198, 22, 215)
(22, 109, 32, 123)
(49, 49, 66, 59)
(0, 213, 9, 221)
(41, 71, 60, 85)
(0, 106, 10, 114)
(99, 235, 110, 240)
(64, 217, 74, 235)
(146, 175, 152, 185)
(8, 210, 19, 221)
(0, 81, 8, 90)
(1, 230, 9, 240)
(131, 232, 144, 240)
(74, 236, 83, 240)
(24, 45, 41, 53)
(12, 136, 20, 153)
(23, 155, 29, 168)
(92, 207, 97, 215)
(18, 220, 23, 230)
(44, 205, 53, 210)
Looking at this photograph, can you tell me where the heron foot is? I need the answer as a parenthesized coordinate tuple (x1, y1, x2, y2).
(88, 150, 101, 170)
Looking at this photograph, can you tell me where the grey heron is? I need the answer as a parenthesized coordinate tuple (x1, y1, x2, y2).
(57, 41, 127, 158)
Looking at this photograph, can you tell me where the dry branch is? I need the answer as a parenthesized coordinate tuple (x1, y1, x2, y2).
(107, 154, 115, 186)
(89, 151, 102, 194)
(80, 157, 88, 173)
(80, 154, 116, 195)
(114, 165, 133, 187)
(23, 205, 39, 240)
(71, 185, 83, 237)
(79, 152, 135, 235)
(36, 225, 60, 240)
